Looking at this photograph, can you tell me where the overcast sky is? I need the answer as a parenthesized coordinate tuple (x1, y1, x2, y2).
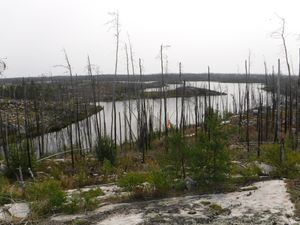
(1, 0, 300, 77)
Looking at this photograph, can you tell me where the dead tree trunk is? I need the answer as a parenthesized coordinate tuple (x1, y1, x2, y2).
(277, 59, 285, 162)
(245, 60, 250, 152)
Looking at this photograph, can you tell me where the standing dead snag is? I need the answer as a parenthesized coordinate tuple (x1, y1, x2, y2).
(276, 59, 285, 162)
(179, 63, 186, 134)
(88, 56, 101, 140)
(175, 63, 181, 130)
(127, 35, 135, 149)
(54, 49, 75, 170)
(264, 61, 270, 141)
(64, 50, 75, 169)
(272, 15, 292, 136)
(106, 11, 120, 149)
(206, 66, 212, 140)
(257, 93, 262, 157)
(272, 66, 277, 142)
(245, 60, 250, 152)
(138, 58, 147, 163)
(160, 44, 170, 137)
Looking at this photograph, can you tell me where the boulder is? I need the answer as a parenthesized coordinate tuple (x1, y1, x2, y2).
(0, 203, 30, 222)
(8, 203, 30, 218)
(254, 161, 274, 176)
(184, 176, 197, 191)
(0, 161, 6, 175)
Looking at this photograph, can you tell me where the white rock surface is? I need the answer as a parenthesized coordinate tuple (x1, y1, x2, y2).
(0, 202, 30, 222)
(197, 180, 295, 223)
(94, 179, 296, 224)
(51, 214, 85, 222)
(97, 213, 144, 225)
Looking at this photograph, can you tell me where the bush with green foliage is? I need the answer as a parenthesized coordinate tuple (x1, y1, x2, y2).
(149, 170, 170, 196)
(95, 136, 116, 165)
(118, 170, 170, 197)
(102, 158, 114, 175)
(261, 144, 300, 178)
(189, 113, 231, 185)
(229, 162, 260, 186)
(63, 188, 104, 214)
(162, 112, 231, 189)
(168, 129, 189, 179)
(25, 179, 66, 216)
(241, 164, 260, 179)
(117, 172, 148, 191)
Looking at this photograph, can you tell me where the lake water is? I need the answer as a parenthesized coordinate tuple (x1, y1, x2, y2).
(33, 81, 267, 156)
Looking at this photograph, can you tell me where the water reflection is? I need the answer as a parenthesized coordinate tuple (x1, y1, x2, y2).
(34, 81, 267, 156)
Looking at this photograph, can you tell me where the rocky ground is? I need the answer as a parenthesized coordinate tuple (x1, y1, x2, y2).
(0, 98, 102, 137)
(38, 179, 297, 225)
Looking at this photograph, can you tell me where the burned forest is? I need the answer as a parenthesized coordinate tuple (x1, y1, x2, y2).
(0, 3, 300, 225)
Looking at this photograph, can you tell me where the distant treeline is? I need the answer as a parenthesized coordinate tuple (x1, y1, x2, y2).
(0, 73, 295, 85)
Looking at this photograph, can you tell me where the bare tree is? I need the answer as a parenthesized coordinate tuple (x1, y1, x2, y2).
(276, 59, 285, 162)
(272, 15, 292, 135)
(54, 49, 75, 170)
(106, 11, 121, 148)
(159, 44, 171, 136)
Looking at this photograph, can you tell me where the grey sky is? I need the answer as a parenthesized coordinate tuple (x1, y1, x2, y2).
(1, 0, 299, 77)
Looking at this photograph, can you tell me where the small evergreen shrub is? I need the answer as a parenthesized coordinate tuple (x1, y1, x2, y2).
(190, 113, 231, 186)
(149, 170, 170, 196)
(95, 136, 116, 165)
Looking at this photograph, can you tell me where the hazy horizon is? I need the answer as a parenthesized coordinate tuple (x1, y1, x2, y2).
(1, 0, 300, 78)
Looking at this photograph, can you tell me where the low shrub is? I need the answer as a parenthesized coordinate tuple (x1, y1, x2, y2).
(75, 170, 90, 188)
(25, 179, 66, 217)
(101, 159, 115, 182)
(0, 176, 11, 205)
(240, 165, 260, 180)
(60, 174, 76, 189)
(231, 163, 260, 184)
(149, 170, 170, 196)
(209, 203, 230, 215)
(0, 176, 23, 205)
(118, 170, 170, 198)
(261, 144, 300, 178)
(63, 196, 81, 214)
(172, 179, 186, 192)
(102, 159, 114, 174)
(117, 172, 148, 191)
(81, 188, 104, 200)
(63, 188, 104, 214)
